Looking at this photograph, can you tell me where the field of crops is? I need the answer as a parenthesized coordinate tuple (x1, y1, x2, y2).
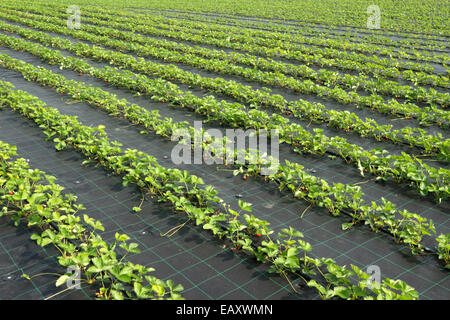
(0, 0, 448, 301)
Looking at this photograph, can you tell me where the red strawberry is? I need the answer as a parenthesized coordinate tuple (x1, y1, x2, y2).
(243, 176, 247, 180)
(8, 191, 13, 195)
(256, 233, 261, 237)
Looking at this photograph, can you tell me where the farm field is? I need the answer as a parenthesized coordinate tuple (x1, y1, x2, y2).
(0, 0, 448, 301)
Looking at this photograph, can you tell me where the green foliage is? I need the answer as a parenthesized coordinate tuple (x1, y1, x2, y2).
(0, 139, 183, 300)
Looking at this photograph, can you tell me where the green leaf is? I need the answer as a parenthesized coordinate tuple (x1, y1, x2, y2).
(56, 274, 70, 287)
(111, 289, 124, 300)
(173, 284, 184, 293)
(115, 233, 130, 242)
(333, 286, 351, 299)
(341, 222, 354, 231)
(41, 237, 53, 247)
(152, 284, 166, 297)
(238, 200, 252, 212)
(285, 256, 300, 269)
(287, 247, 299, 257)
(119, 242, 141, 254)
(357, 160, 365, 177)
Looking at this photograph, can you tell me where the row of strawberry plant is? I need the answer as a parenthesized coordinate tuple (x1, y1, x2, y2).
(20, 3, 448, 109)
(1, 22, 447, 161)
(0, 39, 448, 204)
(0, 36, 448, 202)
(0, 46, 444, 257)
(0, 80, 422, 299)
(0, 140, 185, 300)
(6, 5, 448, 91)
(17, 2, 448, 68)
(0, 13, 448, 133)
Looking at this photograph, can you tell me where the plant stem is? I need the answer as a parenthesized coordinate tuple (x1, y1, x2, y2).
(44, 285, 79, 300)
(281, 271, 300, 294)
(160, 218, 191, 238)
(300, 204, 312, 219)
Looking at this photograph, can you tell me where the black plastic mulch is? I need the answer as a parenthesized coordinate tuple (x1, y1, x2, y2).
(1, 46, 447, 234)
(0, 28, 449, 299)
(0, 107, 316, 300)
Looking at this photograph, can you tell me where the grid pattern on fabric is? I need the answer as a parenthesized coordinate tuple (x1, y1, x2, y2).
(0, 108, 315, 300)
(0, 13, 448, 300)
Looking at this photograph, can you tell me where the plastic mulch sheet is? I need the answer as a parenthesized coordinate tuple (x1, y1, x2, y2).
(0, 42, 448, 300)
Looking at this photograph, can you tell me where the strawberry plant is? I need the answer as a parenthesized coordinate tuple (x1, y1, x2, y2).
(0, 140, 184, 300)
